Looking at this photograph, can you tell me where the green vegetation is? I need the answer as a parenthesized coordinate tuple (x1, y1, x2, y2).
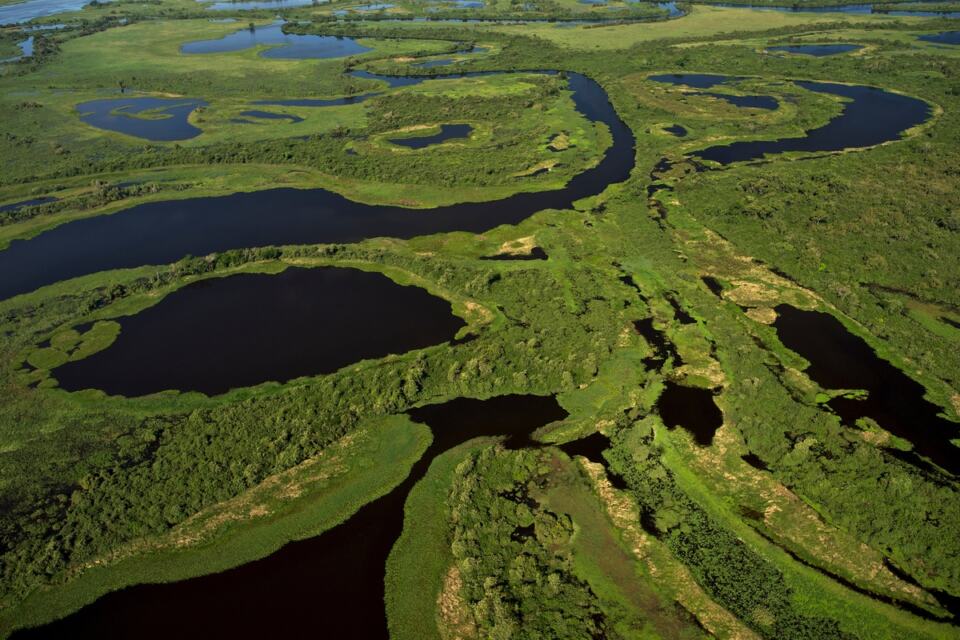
(1, 1, 959, 639)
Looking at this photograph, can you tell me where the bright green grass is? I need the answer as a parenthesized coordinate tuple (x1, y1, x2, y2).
(481, 5, 926, 48)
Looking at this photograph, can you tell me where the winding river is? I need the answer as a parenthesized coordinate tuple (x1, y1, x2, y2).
(14, 395, 569, 639)
(0, 69, 936, 300)
(0, 57, 944, 637)
(0, 71, 634, 300)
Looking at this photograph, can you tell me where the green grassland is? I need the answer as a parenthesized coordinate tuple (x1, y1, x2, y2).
(1, 2, 960, 639)
(480, 4, 927, 48)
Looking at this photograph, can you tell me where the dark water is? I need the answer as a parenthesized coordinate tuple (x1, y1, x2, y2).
(0, 71, 636, 300)
(480, 246, 548, 260)
(0, 196, 56, 214)
(417, 57, 455, 68)
(253, 92, 377, 107)
(15, 394, 567, 640)
(199, 0, 315, 11)
(657, 382, 723, 446)
(650, 74, 777, 109)
(918, 31, 960, 45)
(354, 2, 395, 10)
(694, 91, 778, 110)
(633, 318, 683, 369)
(766, 43, 863, 56)
(389, 124, 472, 149)
(180, 22, 372, 58)
(415, 45, 488, 68)
(559, 431, 628, 489)
(234, 109, 303, 123)
(52, 267, 465, 397)
(76, 97, 208, 142)
(741, 452, 769, 470)
(649, 73, 741, 89)
(697, 80, 930, 165)
(664, 123, 687, 136)
(710, 1, 960, 16)
(772, 305, 959, 475)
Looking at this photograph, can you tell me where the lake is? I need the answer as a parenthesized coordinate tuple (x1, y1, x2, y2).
(53, 267, 466, 397)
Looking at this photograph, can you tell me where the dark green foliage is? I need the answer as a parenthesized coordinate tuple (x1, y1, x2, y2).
(606, 421, 854, 640)
(447, 447, 607, 638)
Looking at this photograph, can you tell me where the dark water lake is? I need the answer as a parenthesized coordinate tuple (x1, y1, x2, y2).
(633, 317, 683, 369)
(0, 196, 56, 213)
(664, 123, 687, 136)
(772, 305, 959, 475)
(389, 123, 472, 148)
(416, 57, 455, 68)
(712, 2, 960, 16)
(650, 74, 777, 109)
(180, 22, 371, 58)
(480, 246, 548, 260)
(53, 267, 465, 397)
(16, 395, 567, 640)
(918, 31, 960, 45)
(559, 431, 628, 489)
(766, 43, 862, 56)
(0, 71, 635, 300)
(198, 0, 315, 11)
(232, 109, 304, 123)
(695, 90, 778, 109)
(696, 80, 930, 165)
(75, 96, 207, 141)
(649, 73, 741, 89)
(657, 382, 723, 446)
(415, 46, 488, 68)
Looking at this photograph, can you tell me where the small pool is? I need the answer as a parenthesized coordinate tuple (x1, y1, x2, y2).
(76, 96, 207, 141)
(766, 43, 863, 56)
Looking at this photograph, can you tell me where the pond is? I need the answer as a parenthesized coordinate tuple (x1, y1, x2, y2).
(664, 123, 687, 136)
(0, 71, 636, 300)
(657, 381, 723, 446)
(52, 267, 465, 397)
(772, 305, 959, 475)
(0, 0, 112, 25)
(918, 31, 960, 45)
(16, 395, 568, 639)
(1, 36, 33, 63)
(75, 96, 207, 142)
(711, 2, 960, 16)
(692, 78, 930, 165)
(414, 45, 488, 68)
(180, 21, 372, 58)
(0, 195, 56, 213)
(693, 91, 778, 110)
(232, 109, 304, 123)
(766, 43, 863, 56)
(649, 73, 740, 89)
(198, 0, 317, 11)
(389, 123, 472, 148)
(650, 74, 777, 110)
